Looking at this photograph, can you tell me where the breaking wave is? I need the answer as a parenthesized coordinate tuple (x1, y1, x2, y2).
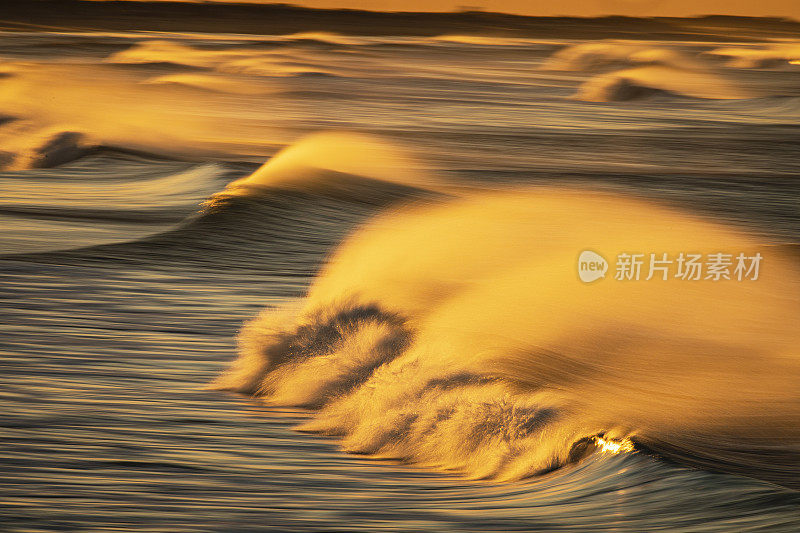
(706, 43, 800, 69)
(575, 65, 752, 101)
(106, 39, 349, 77)
(214, 186, 800, 487)
(106, 39, 254, 69)
(18, 133, 439, 268)
(541, 42, 752, 101)
(214, 131, 433, 196)
(0, 127, 94, 170)
(278, 32, 364, 46)
(542, 42, 701, 71)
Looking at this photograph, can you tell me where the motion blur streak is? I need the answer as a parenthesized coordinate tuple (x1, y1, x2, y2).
(3, 24, 800, 532)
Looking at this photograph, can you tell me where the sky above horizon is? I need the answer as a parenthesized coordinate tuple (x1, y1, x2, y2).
(147, 0, 800, 18)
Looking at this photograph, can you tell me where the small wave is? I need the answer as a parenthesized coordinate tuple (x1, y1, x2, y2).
(541, 42, 752, 101)
(0, 159, 227, 255)
(17, 133, 439, 268)
(575, 66, 753, 101)
(142, 73, 272, 95)
(0, 61, 274, 162)
(1, 129, 93, 170)
(217, 57, 341, 78)
(0, 123, 196, 170)
(104, 39, 250, 69)
(543, 42, 647, 71)
(107, 39, 347, 78)
(706, 43, 800, 69)
(1, 160, 225, 213)
(211, 131, 438, 201)
(279, 32, 363, 47)
(432, 35, 544, 47)
(542, 42, 712, 71)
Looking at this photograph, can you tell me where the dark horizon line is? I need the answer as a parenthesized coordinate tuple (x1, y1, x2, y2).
(35, 0, 800, 21)
(4, 0, 800, 41)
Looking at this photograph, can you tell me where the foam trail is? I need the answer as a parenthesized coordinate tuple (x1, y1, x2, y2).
(215, 188, 800, 486)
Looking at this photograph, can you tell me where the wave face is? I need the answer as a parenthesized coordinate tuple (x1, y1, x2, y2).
(216, 131, 434, 196)
(575, 65, 752, 101)
(8, 133, 438, 270)
(215, 189, 800, 486)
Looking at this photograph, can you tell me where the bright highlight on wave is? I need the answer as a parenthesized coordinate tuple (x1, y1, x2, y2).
(213, 138, 800, 486)
(707, 43, 800, 69)
(213, 131, 434, 199)
(593, 436, 636, 455)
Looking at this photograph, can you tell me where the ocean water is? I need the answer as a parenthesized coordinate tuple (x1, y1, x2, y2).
(1, 30, 800, 532)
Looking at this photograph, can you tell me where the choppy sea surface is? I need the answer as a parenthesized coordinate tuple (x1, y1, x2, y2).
(2, 30, 800, 532)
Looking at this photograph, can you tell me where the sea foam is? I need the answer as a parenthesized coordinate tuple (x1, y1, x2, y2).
(214, 153, 800, 486)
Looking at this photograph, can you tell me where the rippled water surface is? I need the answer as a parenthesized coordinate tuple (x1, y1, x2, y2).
(1, 29, 800, 531)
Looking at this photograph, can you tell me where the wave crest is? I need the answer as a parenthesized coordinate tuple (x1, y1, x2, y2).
(210, 132, 436, 201)
(215, 189, 800, 486)
(575, 65, 752, 101)
(707, 43, 800, 69)
(1, 128, 93, 170)
(541, 42, 702, 71)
